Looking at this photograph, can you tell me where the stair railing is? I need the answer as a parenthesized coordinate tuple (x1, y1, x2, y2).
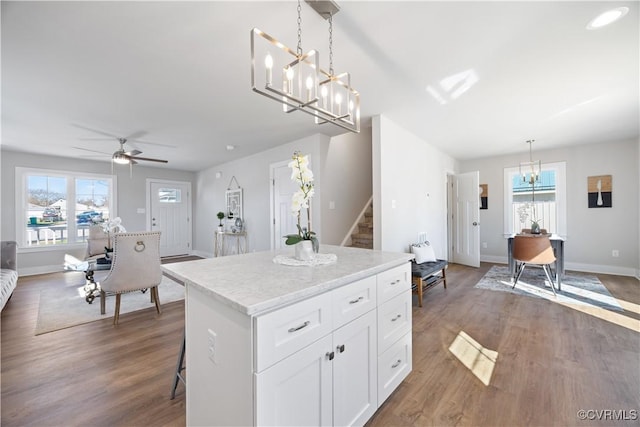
(340, 195, 373, 247)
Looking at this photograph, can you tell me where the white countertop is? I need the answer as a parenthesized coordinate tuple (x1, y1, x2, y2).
(162, 245, 414, 316)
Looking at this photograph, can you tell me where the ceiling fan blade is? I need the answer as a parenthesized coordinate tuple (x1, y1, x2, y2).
(129, 139, 176, 148)
(124, 130, 147, 140)
(73, 146, 112, 155)
(129, 156, 168, 163)
(71, 124, 120, 139)
(124, 149, 142, 156)
(78, 137, 117, 141)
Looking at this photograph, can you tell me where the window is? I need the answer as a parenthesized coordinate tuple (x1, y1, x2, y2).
(16, 168, 116, 249)
(503, 162, 566, 237)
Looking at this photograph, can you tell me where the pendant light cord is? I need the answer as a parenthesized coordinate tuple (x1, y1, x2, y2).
(328, 13, 334, 76)
(296, 0, 302, 57)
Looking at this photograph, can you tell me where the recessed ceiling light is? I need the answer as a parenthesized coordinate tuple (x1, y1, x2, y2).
(226, 145, 235, 151)
(587, 7, 629, 30)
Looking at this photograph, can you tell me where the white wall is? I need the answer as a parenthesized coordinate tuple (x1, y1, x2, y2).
(319, 127, 373, 245)
(459, 138, 639, 277)
(373, 115, 457, 257)
(193, 134, 330, 257)
(1, 149, 195, 274)
(193, 130, 374, 257)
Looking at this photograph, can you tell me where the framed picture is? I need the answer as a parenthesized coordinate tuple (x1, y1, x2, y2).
(226, 188, 243, 220)
(587, 175, 612, 208)
(479, 184, 488, 210)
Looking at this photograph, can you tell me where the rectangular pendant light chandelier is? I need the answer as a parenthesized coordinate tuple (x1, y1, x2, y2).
(520, 139, 541, 184)
(251, 0, 360, 133)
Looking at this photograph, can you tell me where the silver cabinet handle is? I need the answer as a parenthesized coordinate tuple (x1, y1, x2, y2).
(391, 314, 401, 322)
(390, 279, 400, 286)
(326, 351, 335, 361)
(288, 321, 310, 333)
(349, 296, 364, 304)
(391, 359, 402, 368)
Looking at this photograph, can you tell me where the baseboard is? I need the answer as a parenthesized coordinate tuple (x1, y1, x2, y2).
(479, 255, 638, 278)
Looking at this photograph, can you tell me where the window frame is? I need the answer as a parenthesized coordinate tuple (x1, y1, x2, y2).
(15, 167, 117, 251)
(503, 161, 566, 238)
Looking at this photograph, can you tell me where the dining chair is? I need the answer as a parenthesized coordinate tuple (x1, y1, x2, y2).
(99, 231, 163, 325)
(512, 234, 557, 296)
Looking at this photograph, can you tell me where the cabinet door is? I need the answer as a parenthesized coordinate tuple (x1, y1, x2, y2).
(255, 335, 333, 427)
(333, 310, 378, 427)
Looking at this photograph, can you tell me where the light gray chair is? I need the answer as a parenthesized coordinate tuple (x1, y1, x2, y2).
(99, 231, 163, 325)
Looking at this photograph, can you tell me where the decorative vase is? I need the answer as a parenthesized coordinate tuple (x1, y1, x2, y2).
(294, 240, 315, 261)
(531, 222, 541, 234)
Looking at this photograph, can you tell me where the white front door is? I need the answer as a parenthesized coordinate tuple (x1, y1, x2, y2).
(271, 161, 299, 250)
(149, 180, 191, 257)
(452, 171, 480, 267)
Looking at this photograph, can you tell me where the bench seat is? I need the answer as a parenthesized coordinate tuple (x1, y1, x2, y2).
(411, 259, 448, 307)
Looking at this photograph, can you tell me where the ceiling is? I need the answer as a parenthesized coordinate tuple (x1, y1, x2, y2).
(2, 1, 638, 172)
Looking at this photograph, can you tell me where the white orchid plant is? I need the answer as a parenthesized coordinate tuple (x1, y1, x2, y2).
(284, 151, 319, 252)
(100, 217, 126, 251)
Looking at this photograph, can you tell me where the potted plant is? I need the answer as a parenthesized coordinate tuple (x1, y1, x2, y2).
(530, 219, 542, 234)
(216, 211, 225, 232)
(283, 151, 319, 260)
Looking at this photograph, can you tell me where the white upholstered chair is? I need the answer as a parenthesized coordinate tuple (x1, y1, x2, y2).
(99, 231, 163, 325)
(512, 234, 557, 296)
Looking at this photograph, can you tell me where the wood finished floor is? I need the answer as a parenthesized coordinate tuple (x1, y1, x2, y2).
(2, 261, 638, 426)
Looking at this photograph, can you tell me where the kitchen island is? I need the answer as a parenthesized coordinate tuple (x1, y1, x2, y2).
(163, 245, 414, 426)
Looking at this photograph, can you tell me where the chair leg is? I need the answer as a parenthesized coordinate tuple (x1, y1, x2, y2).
(543, 265, 557, 297)
(441, 268, 447, 289)
(417, 278, 423, 307)
(152, 286, 162, 314)
(512, 263, 526, 288)
(170, 329, 186, 400)
(113, 293, 121, 325)
(100, 290, 106, 315)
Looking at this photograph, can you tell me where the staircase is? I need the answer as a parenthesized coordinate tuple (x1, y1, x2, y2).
(348, 204, 373, 249)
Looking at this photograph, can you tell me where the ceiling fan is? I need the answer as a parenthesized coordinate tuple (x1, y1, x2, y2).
(72, 125, 170, 166)
(110, 138, 168, 165)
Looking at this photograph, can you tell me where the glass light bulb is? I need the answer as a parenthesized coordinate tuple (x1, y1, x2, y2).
(265, 53, 273, 69)
(306, 76, 313, 90)
(335, 93, 342, 105)
(321, 86, 328, 97)
(286, 67, 294, 81)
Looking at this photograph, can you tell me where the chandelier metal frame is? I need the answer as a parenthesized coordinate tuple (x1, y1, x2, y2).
(250, 0, 360, 133)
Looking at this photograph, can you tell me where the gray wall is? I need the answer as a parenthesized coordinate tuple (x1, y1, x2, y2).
(459, 138, 639, 277)
(1, 149, 195, 274)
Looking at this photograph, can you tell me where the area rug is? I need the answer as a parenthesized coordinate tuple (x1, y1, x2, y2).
(474, 266, 623, 311)
(35, 274, 184, 335)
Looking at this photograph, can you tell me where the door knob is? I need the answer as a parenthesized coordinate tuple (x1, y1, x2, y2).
(473, 221, 479, 226)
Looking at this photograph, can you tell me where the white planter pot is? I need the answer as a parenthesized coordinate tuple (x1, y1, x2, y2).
(294, 240, 315, 261)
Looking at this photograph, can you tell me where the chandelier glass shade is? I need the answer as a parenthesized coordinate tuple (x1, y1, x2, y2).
(250, 1, 360, 133)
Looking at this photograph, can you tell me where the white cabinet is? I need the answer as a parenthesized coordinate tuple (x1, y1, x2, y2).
(256, 309, 377, 427)
(183, 258, 412, 426)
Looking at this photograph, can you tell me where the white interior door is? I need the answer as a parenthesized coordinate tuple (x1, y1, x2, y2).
(271, 161, 299, 250)
(452, 171, 480, 267)
(149, 180, 191, 257)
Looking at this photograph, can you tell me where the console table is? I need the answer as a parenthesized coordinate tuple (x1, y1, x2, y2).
(507, 234, 565, 290)
(214, 231, 247, 257)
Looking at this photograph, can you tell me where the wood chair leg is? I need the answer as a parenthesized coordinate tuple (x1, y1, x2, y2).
(152, 286, 162, 314)
(114, 293, 121, 325)
(442, 268, 447, 289)
(417, 278, 423, 307)
(100, 290, 106, 315)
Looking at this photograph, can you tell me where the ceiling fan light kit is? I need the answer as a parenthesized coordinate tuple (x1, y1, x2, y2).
(250, 0, 360, 133)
